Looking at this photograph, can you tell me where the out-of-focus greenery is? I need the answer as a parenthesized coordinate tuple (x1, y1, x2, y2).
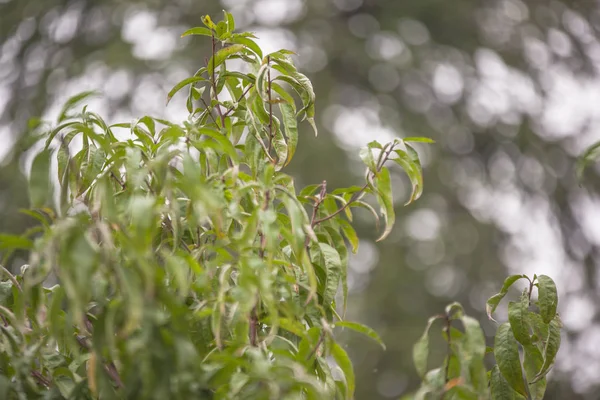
(2, 0, 600, 398)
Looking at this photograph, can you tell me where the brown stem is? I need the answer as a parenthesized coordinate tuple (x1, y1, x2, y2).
(31, 370, 51, 388)
(306, 330, 326, 361)
(304, 181, 327, 248)
(312, 144, 396, 227)
(443, 315, 452, 384)
(110, 171, 126, 191)
(249, 305, 258, 346)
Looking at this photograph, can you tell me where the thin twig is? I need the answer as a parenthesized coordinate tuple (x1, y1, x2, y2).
(31, 370, 51, 388)
(211, 34, 226, 127)
(266, 56, 274, 159)
(306, 330, 326, 361)
(312, 144, 396, 227)
(444, 315, 452, 383)
(110, 171, 126, 191)
(0, 264, 22, 291)
(200, 98, 218, 126)
(223, 84, 254, 117)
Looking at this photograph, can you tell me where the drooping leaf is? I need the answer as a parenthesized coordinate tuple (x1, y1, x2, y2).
(532, 317, 561, 383)
(279, 103, 297, 166)
(181, 27, 213, 38)
(317, 243, 342, 307)
(374, 167, 395, 242)
(486, 275, 528, 321)
(330, 341, 355, 398)
(490, 365, 526, 400)
(333, 321, 385, 350)
(494, 323, 528, 397)
(523, 344, 546, 400)
(413, 315, 443, 378)
(166, 76, 207, 104)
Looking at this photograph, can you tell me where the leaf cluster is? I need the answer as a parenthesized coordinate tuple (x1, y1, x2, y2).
(0, 12, 431, 400)
(410, 274, 561, 400)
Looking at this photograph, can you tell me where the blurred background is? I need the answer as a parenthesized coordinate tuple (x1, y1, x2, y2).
(1, 0, 600, 398)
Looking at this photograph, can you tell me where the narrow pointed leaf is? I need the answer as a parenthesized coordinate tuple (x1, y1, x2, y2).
(374, 167, 395, 242)
(334, 321, 385, 350)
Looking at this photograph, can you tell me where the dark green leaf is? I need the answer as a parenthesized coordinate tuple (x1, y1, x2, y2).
(494, 323, 528, 397)
(536, 275, 558, 323)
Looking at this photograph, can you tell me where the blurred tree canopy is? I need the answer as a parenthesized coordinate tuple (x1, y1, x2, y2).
(2, 0, 600, 398)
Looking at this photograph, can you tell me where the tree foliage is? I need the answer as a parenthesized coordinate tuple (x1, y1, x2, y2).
(410, 274, 562, 400)
(0, 13, 433, 399)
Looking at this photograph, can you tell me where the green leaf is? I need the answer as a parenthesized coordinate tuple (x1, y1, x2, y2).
(166, 76, 206, 104)
(229, 36, 262, 59)
(577, 140, 600, 179)
(318, 243, 342, 307)
(508, 291, 531, 345)
(279, 103, 297, 167)
(413, 315, 442, 378)
(330, 341, 355, 398)
(494, 323, 528, 397)
(181, 26, 213, 38)
(486, 275, 528, 321)
(29, 149, 52, 208)
(532, 317, 561, 383)
(333, 321, 385, 350)
(338, 219, 358, 254)
(403, 137, 436, 143)
(374, 167, 395, 242)
(57, 91, 97, 122)
(523, 344, 546, 399)
(536, 275, 558, 323)
(490, 365, 526, 400)
(196, 127, 239, 161)
(461, 315, 485, 360)
(224, 10, 235, 33)
(207, 44, 246, 75)
(359, 147, 377, 174)
(0, 234, 33, 251)
(393, 145, 423, 205)
(201, 15, 217, 30)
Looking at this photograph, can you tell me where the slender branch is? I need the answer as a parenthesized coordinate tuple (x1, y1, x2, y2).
(250, 190, 271, 345)
(312, 182, 368, 226)
(312, 144, 396, 227)
(306, 330, 326, 361)
(210, 34, 225, 127)
(266, 56, 275, 159)
(304, 181, 327, 248)
(200, 98, 218, 126)
(110, 171, 126, 191)
(223, 84, 254, 117)
(443, 315, 452, 384)
(31, 370, 51, 388)
(0, 264, 22, 292)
